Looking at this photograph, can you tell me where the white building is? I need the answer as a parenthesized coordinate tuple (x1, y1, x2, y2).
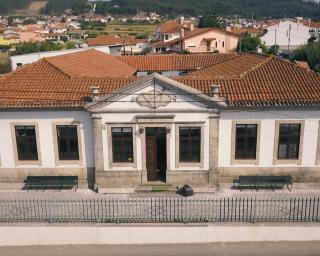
(10, 45, 123, 70)
(1, 50, 320, 191)
(261, 19, 315, 52)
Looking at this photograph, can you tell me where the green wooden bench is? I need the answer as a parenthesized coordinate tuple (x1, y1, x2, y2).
(233, 175, 293, 191)
(24, 176, 78, 191)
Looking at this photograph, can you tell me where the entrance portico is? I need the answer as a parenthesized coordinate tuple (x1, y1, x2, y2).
(86, 73, 225, 190)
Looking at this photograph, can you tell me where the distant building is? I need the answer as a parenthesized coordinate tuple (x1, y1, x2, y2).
(152, 20, 239, 54)
(261, 19, 319, 52)
(10, 45, 123, 70)
(86, 35, 150, 55)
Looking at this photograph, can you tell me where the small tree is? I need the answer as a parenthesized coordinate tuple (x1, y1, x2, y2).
(22, 19, 37, 25)
(237, 32, 263, 53)
(268, 44, 279, 56)
(291, 41, 320, 72)
(198, 14, 222, 28)
(65, 41, 76, 49)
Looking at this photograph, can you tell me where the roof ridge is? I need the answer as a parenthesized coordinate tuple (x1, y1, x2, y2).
(43, 57, 73, 78)
(239, 55, 272, 78)
(189, 53, 244, 74)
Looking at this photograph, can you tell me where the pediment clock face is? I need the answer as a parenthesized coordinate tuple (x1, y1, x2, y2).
(135, 90, 176, 109)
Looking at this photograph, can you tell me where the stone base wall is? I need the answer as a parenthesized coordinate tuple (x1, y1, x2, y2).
(166, 170, 209, 185)
(95, 170, 142, 187)
(1, 167, 320, 190)
(218, 167, 320, 183)
(0, 167, 94, 184)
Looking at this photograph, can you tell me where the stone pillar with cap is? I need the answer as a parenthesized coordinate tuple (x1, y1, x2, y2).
(90, 86, 104, 188)
(208, 112, 220, 189)
(92, 114, 104, 177)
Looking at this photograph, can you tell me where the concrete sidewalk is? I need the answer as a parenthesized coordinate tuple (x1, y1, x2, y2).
(0, 224, 320, 246)
(1, 242, 320, 256)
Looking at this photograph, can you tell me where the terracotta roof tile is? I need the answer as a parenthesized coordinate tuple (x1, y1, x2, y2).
(183, 28, 238, 40)
(0, 60, 136, 108)
(177, 57, 320, 106)
(86, 35, 140, 46)
(45, 49, 136, 78)
(1, 50, 320, 109)
(190, 54, 268, 78)
(159, 20, 182, 34)
(117, 53, 239, 72)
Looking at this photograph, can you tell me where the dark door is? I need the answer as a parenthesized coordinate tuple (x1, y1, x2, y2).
(145, 127, 167, 182)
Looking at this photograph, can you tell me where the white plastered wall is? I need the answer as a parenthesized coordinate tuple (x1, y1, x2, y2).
(0, 110, 94, 169)
(219, 110, 320, 168)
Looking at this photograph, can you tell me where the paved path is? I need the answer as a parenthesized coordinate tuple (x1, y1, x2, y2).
(1, 242, 320, 256)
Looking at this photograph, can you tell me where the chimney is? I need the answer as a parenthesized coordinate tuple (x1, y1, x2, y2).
(180, 16, 185, 25)
(210, 84, 220, 98)
(90, 85, 100, 101)
(180, 27, 185, 38)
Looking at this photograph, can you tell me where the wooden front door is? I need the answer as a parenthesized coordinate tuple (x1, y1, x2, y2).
(146, 134, 158, 181)
(145, 127, 167, 182)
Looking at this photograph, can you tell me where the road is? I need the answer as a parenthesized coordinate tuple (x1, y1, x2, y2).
(1, 242, 320, 256)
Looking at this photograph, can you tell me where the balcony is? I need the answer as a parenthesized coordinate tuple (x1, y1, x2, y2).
(186, 46, 217, 53)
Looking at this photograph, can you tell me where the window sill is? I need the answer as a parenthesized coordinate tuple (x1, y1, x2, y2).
(55, 160, 83, 166)
(110, 162, 136, 168)
(273, 159, 302, 165)
(176, 162, 203, 168)
(15, 160, 42, 166)
(231, 159, 259, 165)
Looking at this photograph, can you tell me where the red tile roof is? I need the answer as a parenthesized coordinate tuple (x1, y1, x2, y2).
(86, 35, 142, 46)
(0, 50, 320, 108)
(183, 28, 239, 40)
(178, 56, 320, 106)
(159, 20, 182, 34)
(45, 49, 137, 78)
(117, 53, 239, 72)
(0, 60, 136, 108)
(190, 54, 268, 78)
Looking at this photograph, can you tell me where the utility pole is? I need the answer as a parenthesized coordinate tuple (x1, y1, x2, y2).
(288, 24, 291, 55)
(274, 28, 277, 45)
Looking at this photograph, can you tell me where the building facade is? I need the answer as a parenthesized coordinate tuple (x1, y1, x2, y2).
(0, 50, 320, 191)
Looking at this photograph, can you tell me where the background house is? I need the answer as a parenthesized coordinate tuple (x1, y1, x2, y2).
(152, 19, 238, 54)
(261, 19, 319, 52)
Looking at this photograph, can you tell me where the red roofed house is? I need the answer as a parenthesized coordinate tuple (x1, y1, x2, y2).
(153, 19, 239, 54)
(0, 49, 320, 192)
(87, 35, 150, 55)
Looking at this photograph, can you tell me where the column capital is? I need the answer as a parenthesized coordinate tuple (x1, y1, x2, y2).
(209, 113, 221, 119)
(92, 114, 102, 120)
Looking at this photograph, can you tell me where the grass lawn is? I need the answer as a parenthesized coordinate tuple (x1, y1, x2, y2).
(85, 23, 158, 37)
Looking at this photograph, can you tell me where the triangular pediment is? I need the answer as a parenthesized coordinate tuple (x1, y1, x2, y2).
(85, 73, 227, 111)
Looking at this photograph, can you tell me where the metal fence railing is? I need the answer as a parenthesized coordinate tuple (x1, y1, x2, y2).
(0, 197, 319, 223)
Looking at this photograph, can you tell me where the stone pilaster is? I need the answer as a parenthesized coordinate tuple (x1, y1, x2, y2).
(208, 113, 220, 188)
(92, 114, 104, 174)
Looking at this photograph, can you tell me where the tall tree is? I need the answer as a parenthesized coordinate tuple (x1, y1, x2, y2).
(198, 14, 222, 28)
(291, 41, 320, 72)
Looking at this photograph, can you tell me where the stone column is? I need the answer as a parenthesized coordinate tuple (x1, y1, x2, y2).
(92, 114, 104, 174)
(208, 113, 220, 188)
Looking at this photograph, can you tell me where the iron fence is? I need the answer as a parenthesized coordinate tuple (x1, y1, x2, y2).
(0, 197, 319, 223)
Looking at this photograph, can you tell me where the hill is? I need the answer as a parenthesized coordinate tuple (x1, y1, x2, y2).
(1, 0, 320, 19)
(95, 0, 320, 19)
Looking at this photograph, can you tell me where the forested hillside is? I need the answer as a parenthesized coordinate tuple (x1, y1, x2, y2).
(0, 0, 33, 14)
(1, 0, 320, 19)
(95, 0, 320, 19)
